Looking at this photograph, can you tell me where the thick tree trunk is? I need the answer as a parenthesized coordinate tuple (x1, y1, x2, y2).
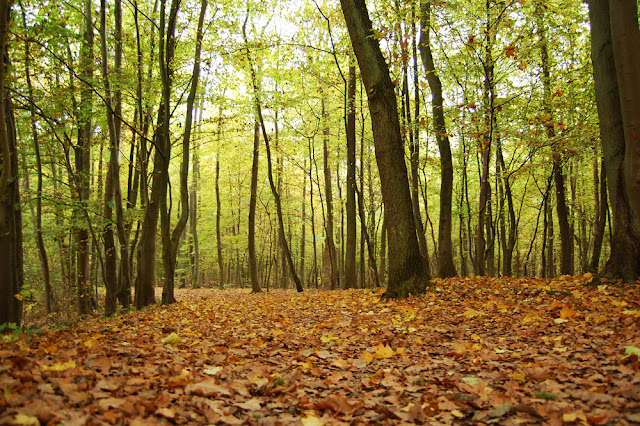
(419, 0, 456, 278)
(0, 2, 23, 324)
(588, 0, 640, 282)
(340, 0, 428, 298)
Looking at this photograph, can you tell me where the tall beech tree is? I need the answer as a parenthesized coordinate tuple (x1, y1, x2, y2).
(339, 0, 429, 298)
(75, 0, 95, 314)
(161, 0, 207, 305)
(0, 0, 23, 325)
(243, 7, 303, 293)
(419, 0, 457, 278)
(588, 0, 640, 282)
(136, 0, 180, 308)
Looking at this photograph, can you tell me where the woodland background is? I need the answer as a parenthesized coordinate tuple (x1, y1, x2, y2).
(0, 0, 637, 324)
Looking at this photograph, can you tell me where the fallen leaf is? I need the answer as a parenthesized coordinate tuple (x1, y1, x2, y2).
(161, 332, 182, 345)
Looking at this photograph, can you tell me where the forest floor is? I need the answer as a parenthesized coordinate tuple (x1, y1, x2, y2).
(1, 275, 639, 425)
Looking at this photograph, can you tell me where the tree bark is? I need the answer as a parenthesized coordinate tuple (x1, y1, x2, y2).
(419, 0, 456, 278)
(344, 65, 357, 289)
(339, 0, 428, 298)
(0, 1, 23, 324)
(587, 0, 640, 282)
(20, 2, 52, 313)
(76, 0, 94, 315)
(248, 119, 261, 292)
(136, 0, 179, 308)
(243, 12, 303, 292)
(161, 0, 206, 304)
(589, 156, 607, 272)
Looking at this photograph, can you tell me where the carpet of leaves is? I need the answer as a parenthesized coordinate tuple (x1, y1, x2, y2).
(1, 275, 640, 425)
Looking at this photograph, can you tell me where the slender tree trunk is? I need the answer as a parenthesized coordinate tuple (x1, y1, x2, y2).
(248, 119, 261, 292)
(136, 0, 179, 308)
(161, 0, 206, 304)
(419, 0, 456, 278)
(299, 157, 307, 286)
(189, 106, 202, 288)
(345, 65, 357, 289)
(589, 156, 608, 272)
(321, 97, 339, 290)
(243, 13, 303, 292)
(20, 2, 52, 313)
(537, 3, 573, 276)
(340, 0, 429, 298)
(76, 0, 94, 315)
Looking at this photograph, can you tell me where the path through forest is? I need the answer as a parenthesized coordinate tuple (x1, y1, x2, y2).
(1, 276, 639, 424)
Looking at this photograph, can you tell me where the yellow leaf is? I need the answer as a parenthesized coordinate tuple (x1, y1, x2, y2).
(374, 343, 394, 359)
(161, 332, 182, 345)
(451, 409, 466, 418)
(471, 333, 481, 341)
(301, 411, 326, 426)
(396, 347, 407, 357)
(463, 309, 478, 319)
(42, 360, 76, 372)
(512, 372, 526, 383)
(321, 332, 340, 343)
(13, 414, 40, 426)
(363, 351, 375, 364)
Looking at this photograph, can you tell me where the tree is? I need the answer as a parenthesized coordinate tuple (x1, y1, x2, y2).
(0, 0, 23, 325)
(344, 64, 357, 288)
(75, 0, 95, 315)
(418, 0, 457, 278)
(248, 119, 261, 293)
(161, 0, 207, 305)
(136, 0, 180, 308)
(588, 0, 640, 282)
(339, 0, 429, 298)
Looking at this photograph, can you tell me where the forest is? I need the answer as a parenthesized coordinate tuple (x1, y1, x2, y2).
(1, 0, 640, 424)
(0, 0, 639, 323)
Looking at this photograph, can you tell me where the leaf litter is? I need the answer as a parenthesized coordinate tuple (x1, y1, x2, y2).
(1, 275, 639, 425)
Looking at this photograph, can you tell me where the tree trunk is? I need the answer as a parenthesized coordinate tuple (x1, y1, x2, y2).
(344, 64, 357, 289)
(189, 108, 201, 288)
(136, 0, 179, 308)
(588, 0, 640, 282)
(243, 13, 303, 292)
(161, 0, 206, 304)
(589, 156, 607, 272)
(20, 2, 52, 313)
(76, 0, 94, 315)
(537, 3, 573, 276)
(340, 0, 428, 298)
(419, 0, 456, 278)
(248, 119, 261, 292)
(0, 1, 23, 324)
